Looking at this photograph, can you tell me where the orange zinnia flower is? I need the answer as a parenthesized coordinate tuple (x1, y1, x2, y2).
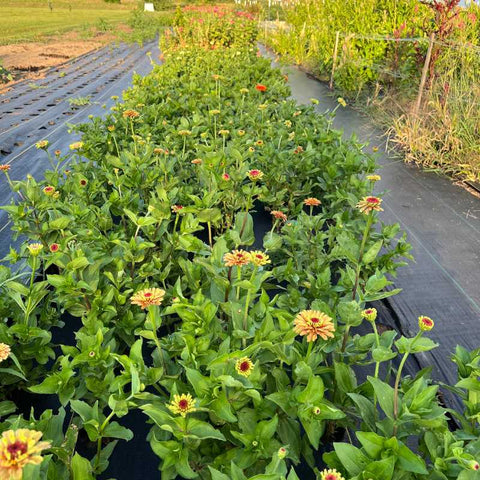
(356, 196, 383, 214)
(271, 210, 287, 222)
(0, 165, 11, 172)
(304, 197, 321, 207)
(0, 429, 51, 480)
(255, 84, 267, 92)
(293, 310, 335, 342)
(224, 250, 250, 267)
(131, 288, 165, 309)
(122, 109, 140, 119)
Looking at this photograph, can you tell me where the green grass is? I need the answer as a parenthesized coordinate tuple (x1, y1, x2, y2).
(0, 0, 139, 44)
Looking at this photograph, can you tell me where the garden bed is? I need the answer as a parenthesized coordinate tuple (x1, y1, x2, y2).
(0, 5, 479, 480)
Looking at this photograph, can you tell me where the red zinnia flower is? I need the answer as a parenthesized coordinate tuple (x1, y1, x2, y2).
(255, 84, 267, 92)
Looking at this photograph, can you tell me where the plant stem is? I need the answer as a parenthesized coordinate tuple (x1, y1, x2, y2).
(352, 213, 374, 301)
(305, 341, 314, 361)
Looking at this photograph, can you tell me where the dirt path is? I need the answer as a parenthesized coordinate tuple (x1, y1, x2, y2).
(0, 29, 131, 90)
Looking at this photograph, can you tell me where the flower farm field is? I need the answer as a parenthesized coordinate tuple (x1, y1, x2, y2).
(0, 0, 137, 45)
(1, 4, 480, 480)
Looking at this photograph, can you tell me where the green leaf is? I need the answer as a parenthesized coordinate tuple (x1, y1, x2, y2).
(397, 442, 428, 474)
(71, 453, 94, 480)
(363, 456, 395, 479)
(209, 467, 230, 480)
(67, 257, 90, 270)
(363, 240, 383, 264)
(372, 346, 397, 363)
(186, 418, 226, 441)
(0, 400, 16, 417)
(368, 376, 397, 419)
(334, 362, 357, 394)
(337, 300, 363, 326)
(356, 431, 384, 458)
(333, 442, 369, 475)
(297, 375, 324, 404)
(103, 422, 134, 441)
(396, 336, 438, 354)
(348, 393, 376, 431)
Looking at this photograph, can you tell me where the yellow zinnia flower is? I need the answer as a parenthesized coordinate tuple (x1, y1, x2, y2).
(293, 310, 335, 342)
(362, 308, 377, 322)
(167, 393, 196, 417)
(249, 251, 270, 267)
(69, 142, 84, 150)
(122, 109, 140, 119)
(320, 469, 345, 480)
(27, 243, 43, 257)
(0, 429, 51, 480)
(235, 357, 254, 377)
(0, 343, 11, 363)
(418, 315, 434, 332)
(366, 174, 381, 182)
(130, 288, 165, 309)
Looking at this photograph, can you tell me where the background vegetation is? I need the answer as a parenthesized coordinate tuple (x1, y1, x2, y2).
(262, 0, 480, 183)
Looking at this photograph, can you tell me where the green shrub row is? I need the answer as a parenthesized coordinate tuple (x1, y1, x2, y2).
(0, 7, 478, 480)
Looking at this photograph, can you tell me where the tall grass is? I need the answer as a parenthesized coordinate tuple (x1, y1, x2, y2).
(263, 0, 480, 182)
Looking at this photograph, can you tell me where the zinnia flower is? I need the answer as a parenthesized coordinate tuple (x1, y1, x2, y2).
(54, 150, 61, 156)
(304, 197, 321, 207)
(362, 308, 377, 322)
(131, 288, 165, 309)
(178, 130, 191, 136)
(35, 140, 49, 150)
(171, 205, 184, 213)
(337, 98, 347, 107)
(249, 250, 270, 267)
(284, 120, 292, 128)
(237, 130, 246, 136)
(224, 250, 250, 267)
(0, 429, 51, 480)
(356, 196, 383, 214)
(247, 169, 264, 181)
(240, 88, 249, 94)
(255, 84, 267, 92)
(367, 174, 381, 182)
(468, 460, 480, 471)
(0, 165, 10, 172)
(43, 186, 55, 196)
(293, 310, 335, 342)
(122, 109, 140, 119)
(49, 243, 59, 253)
(277, 447, 287, 459)
(218, 129, 230, 136)
(79, 179, 87, 187)
(69, 142, 83, 150)
(167, 393, 196, 417)
(27, 243, 43, 257)
(107, 125, 115, 132)
(418, 315, 434, 332)
(0, 343, 11, 363)
(222, 173, 230, 181)
(191, 159, 202, 164)
(209, 109, 221, 115)
(271, 211, 287, 222)
(320, 469, 345, 480)
(235, 357, 254, 377)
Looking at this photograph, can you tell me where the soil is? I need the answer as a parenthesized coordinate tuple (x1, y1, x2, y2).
(0, 28, 132, 92)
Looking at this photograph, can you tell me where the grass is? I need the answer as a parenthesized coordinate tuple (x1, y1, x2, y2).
(0, 0, 139, 45)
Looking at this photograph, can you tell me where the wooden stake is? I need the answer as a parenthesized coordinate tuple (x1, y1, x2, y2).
(414, 32, 435, 115)
(330, 31, 340, 90)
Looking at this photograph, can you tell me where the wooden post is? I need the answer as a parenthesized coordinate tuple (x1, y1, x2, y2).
(414, 32, 435, 115)
(330, 31, 340, 90)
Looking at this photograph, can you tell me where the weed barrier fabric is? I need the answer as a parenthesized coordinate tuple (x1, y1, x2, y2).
(0, 40, 160, 254)
(259, 45, 480, 407)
